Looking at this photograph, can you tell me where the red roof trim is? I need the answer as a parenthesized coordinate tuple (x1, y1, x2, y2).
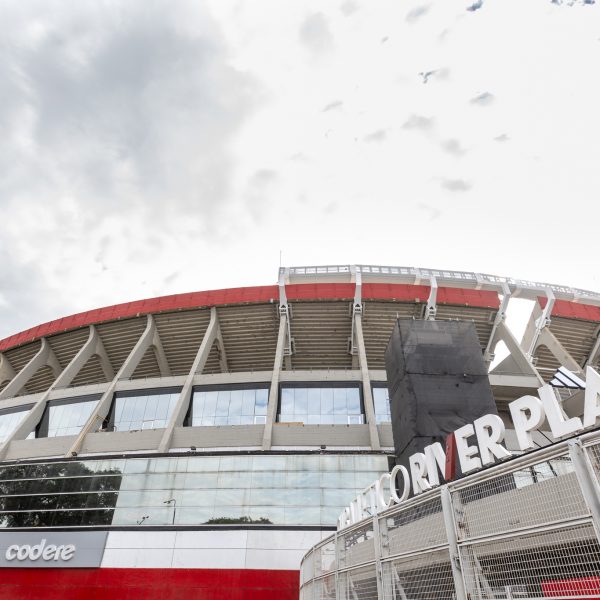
(0, 283, 499, 353)
(538, 297, 600, 323)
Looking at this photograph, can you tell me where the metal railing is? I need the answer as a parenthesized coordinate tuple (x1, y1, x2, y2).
(282, 265, 600, 305)
(300, 429, 600, 599)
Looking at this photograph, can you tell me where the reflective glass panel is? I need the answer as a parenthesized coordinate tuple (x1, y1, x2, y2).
(0, 409, 30, 442)
(191, 387, 269, 426)
(373, 386, 391, 423)
(113, 392, 178, 431)
(48, 398, 100, 437)
(277, 386, 364, 424)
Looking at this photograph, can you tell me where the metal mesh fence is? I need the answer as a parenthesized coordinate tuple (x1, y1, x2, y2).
(381, 549, 456, 600)
(460, 523, 600, 598)
(452, 454, 589, 541)
(300, 430, 600, 600)
(315, 538, 337, 577)
(338, 565, 379, 600)
(380, 496, 446, 558)
(338, 521, 376, 569)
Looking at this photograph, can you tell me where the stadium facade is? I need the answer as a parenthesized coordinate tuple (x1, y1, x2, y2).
(0, 265, 599, 599)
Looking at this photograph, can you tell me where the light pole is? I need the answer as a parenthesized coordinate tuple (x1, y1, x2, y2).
(163, 498, 176, 525)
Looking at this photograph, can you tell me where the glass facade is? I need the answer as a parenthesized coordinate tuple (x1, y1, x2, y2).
(46, 397, 100, 437)
(112, 390, 179, 432)
(373, 386, 391, 423)
(191, 386, 268, 426)
(0, 407, 32, 443)
(0, 453, 389, 528)
(278, 385, 363, 424)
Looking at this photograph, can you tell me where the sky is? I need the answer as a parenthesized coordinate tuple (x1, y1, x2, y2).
(1, 0, 599, 339)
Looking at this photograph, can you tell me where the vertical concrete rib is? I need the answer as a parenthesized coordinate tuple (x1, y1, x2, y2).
(158, 307, 220, 452)
(0, 338, 61, 400)
(0, 326, 108, 459)
(262, 312, 287, 450)
(0, 353, 16, 387)
(66, 314, 158, 456)
(354, 312, 381, 450)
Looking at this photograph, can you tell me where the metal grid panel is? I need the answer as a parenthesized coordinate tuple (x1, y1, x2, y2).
(338, 565, 378, 600)
(380, 496, 446, 558)
(587, 442, 600, 485)
(381, 549, 456, 600)
(452, 454, 589, 541)
(315, 538, 337, 576)
(300, 581, 313, 600)
(338, 521, 376, 569)
(460, 522, 600, 598)
(314, 574, 337, 600)
(301, 550, 315, 584)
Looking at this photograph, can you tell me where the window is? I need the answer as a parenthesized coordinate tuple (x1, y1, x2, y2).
(111, 389, 180, 432)
(278, 385, 363, 424)
(40, 396, 100, 438)
(0, 406, 32, 442)
(190, 385, 268, 426)
(373, 386, 391, 423)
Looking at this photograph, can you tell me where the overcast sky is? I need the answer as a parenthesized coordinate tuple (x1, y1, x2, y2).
(1, 0, 599, 339)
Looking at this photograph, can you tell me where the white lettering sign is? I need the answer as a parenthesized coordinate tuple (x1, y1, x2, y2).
(5, 539, 76, 562)
(339, 365, 600, 530)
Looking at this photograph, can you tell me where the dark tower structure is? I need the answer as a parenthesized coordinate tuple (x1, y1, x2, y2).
(384, 319, 498, 473)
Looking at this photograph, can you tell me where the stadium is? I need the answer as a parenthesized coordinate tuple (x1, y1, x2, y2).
(0, 264, 599, 599)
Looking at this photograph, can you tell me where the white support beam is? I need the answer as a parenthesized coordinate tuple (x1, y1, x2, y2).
(584, 327, 600, 369)
(425, 275, 438, 321)
(0, 353, 16, 386)
(491, 322, 545, 386)
(0, 326, 109, 459)
(66, 314, 158, 456)
(354, 312, 381, 450)
(279, 268, 293, 370)
(158, 307, 220, 452)
(0, 339, 61, 400)
(151, 327, 171, 378)
(526, 289, 555, 359)
(537, 327, 582, 374)
(484, 282, 511, 365)
(215, 327, 229, 373)
(262, 312, 288, 450)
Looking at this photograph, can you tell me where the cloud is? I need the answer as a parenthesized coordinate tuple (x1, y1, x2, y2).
(323, 100, 343, 112)
(417, 202, 441, 221)
(440, 178, 472, 192)
(402, 114, 435, 131)
(363, 129, 387, 142)
(441, 138, 467, 156)
(470, 91, 495, 106)
(494, 133, 510, 142)
(299, 13, 334, 55)
(406, 5, 430, 23)
(0, 0, 260, 336)
(245, 169, 278, 222)
(340, 1, 359, 16)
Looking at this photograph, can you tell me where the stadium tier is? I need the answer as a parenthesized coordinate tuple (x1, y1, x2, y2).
(0, 265, 599, 599)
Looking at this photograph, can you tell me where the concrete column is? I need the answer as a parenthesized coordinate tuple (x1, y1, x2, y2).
(0, 339, 61, 400)
(262, 312, 287, 450)
(152, 327, 172, 377)
(0, 353, 16, 387)
(0, 326, 111, 459)
(354, 312, 381, 450)
(495, 322, 545, 385)
(158, 307, 220, 452)
(66, 315, 158, 456)
(538, 327, 582, 373)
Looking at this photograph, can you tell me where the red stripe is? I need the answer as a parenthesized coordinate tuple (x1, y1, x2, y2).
(541, 575, 600, 597)
(0, 567, 299, 600)
(538, 297, 600, 323)
(0, 283, 499, 353)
